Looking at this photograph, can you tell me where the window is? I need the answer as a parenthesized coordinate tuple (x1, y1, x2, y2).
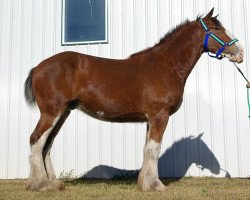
(62, 0, 108, 45)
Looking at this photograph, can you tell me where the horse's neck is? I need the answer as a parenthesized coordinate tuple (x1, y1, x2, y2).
(161, 21, 204, 84)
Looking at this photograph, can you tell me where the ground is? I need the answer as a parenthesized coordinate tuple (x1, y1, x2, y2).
(0, 177, 250, 200)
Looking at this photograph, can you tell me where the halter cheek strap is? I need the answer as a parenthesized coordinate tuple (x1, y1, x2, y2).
(200, 19, 238, 60)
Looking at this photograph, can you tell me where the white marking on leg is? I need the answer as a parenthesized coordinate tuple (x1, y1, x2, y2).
(29, 128, 52, 184)
(43, 115, 63, 180)
(30, 116, 60, 155)
(138, 139, 165, 191)
(44, 149, 56, 180)
(142, 139, 161, 178)
(28, 116, 60, 185)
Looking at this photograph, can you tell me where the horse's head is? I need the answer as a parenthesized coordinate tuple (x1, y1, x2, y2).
(200, 8, 244, 63)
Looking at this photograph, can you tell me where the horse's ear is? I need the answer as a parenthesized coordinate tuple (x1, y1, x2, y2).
(205, 7, 214, 19)
(213, 14, 219, 19)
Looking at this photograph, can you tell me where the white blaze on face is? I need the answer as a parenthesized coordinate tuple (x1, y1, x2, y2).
(225, 29, 241, 48)
(224, 29, 244, 63)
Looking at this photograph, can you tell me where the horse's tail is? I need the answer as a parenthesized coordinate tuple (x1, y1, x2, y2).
(24, 68, 36, 107)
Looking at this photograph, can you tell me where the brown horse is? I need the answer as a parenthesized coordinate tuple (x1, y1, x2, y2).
(24, 8, 243, 192)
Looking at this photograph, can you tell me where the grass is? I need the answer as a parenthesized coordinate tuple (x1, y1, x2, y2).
(0, 177, 250, 200)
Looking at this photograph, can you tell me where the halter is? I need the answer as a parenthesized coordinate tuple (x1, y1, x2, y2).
(200, 19, 238, 60)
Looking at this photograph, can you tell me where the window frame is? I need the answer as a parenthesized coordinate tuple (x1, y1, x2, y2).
(61, 0, 108, 45)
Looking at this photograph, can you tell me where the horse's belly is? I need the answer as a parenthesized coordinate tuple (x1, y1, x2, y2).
(76, 82, 145, 122)
(78, 104, 147, 122)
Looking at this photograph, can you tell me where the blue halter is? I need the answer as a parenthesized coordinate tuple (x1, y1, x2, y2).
(200, 19, 239, 60)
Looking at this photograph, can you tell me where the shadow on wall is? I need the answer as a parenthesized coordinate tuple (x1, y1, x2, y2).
(82, 133, 231, 179)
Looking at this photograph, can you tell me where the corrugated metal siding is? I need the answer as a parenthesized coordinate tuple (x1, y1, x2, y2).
(0, 0, 250, 179)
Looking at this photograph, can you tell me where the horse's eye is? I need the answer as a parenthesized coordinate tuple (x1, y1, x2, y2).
(215, 26, 220, 30)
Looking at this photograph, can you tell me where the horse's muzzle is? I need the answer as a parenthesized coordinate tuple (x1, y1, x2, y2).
(223, 47, 244, 63)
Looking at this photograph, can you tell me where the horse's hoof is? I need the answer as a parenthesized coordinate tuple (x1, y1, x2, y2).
(51, 180, 65, 191)
(26, 179, 65, 191)
(137, 178, 165, 192)
(155, 181, 165, 191)
(26, 179, 44, 191)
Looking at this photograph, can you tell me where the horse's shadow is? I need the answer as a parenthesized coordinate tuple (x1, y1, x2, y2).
(80, 133, 230, 182)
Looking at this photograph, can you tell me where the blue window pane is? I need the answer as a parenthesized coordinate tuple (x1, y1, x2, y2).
(63, 0, 107, 44)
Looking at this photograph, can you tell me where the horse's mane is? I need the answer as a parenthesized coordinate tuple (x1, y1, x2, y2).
(129, 16, 203, 58)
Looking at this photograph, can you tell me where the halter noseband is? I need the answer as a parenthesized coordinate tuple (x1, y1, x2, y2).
(200, 19, 238, 60)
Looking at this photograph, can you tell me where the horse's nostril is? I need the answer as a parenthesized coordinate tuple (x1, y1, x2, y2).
(237, 49, 244, 59)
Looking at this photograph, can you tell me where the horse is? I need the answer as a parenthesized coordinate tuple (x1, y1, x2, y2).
(24, 8, 243, 192)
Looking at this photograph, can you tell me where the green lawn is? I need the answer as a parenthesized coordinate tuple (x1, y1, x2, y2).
(0, 177, 250, 200)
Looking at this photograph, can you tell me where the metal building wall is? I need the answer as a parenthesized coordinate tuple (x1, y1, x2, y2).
(0, 0, 250, 179)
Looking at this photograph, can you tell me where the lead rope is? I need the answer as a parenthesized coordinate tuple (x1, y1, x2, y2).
(232, 62, 250, 118)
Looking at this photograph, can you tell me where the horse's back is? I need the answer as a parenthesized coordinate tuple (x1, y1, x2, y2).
(31, 51, 146, 116)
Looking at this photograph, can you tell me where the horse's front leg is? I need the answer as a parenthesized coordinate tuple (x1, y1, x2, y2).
(137, 109, 169, 192)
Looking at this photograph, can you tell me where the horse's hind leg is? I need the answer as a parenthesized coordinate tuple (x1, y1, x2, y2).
(27, 113, 56, 191)
(27, 109, 70, 191)
(137, 109, 169, 192)
(42, 109, 71, 186)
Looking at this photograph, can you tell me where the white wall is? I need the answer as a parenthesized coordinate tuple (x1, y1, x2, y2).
(0, 0, 250, 179)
